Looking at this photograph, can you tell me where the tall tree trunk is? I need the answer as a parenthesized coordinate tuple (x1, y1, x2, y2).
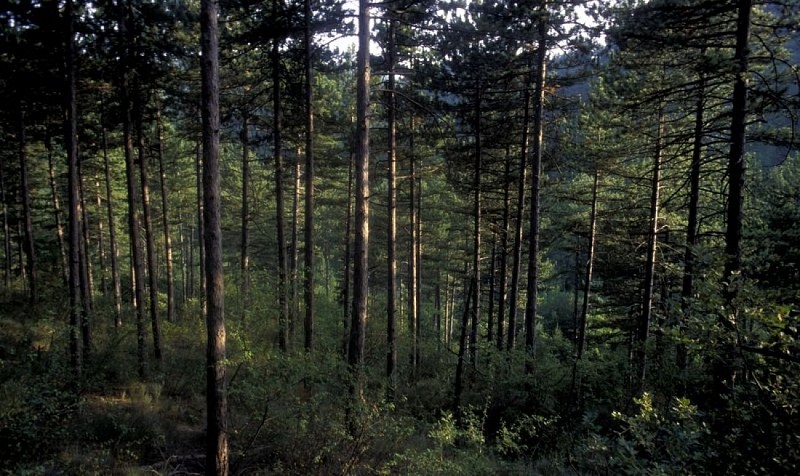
(348, 0, 371, 414)
(718, 0, 752, 399)
(524, 16, 548, 368)
(18, 107, 37, 304)
(78, 171, 93, 356)
(272, 21, 289, 352)
(342, 153, 354, 356)
(497, 150, 511, 349)
(454, 276, 475, 415)
(65, 0, 81, 380)
(636, 110, 664, 390)
(386, 15, 398, 395)
(240, 111, 251, 321)
(95, 178, 107, 296)
(470, 84, 482, 368)
(201, 0, 228, 472)
(303, 0, 316, 352)
(507, 77, 531, 351)
(156, 103, 175, 323)
(120, 0, 147, 379)
(290, 147, 300, 337)
(1, 159, 11, 288)
(102, 126, 122, 326)
(137, 105, 163, 366)
(45, 131, 68, 284)
(409, 125, 419, 376)
(196, 140, 206, 312)
(487, 233, 496, 344)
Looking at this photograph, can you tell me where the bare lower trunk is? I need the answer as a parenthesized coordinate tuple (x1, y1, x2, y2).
(46, 131, 68, 284)
(18, 108, 37, 304)
(272, 22, 289, 351)
(303, 0, 316, 352)
(386, 15, 398, 395)
(156, 103, 175, 323)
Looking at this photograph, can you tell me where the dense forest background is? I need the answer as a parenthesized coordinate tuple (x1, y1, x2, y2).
(1, 0, 799, 473)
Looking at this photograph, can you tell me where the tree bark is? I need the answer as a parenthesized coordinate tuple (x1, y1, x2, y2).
(65, 0, 81, 380)
(201, 0, 229, 473)
(497, 150, 511, 350)
(636, 109, 664, 390)
(409, 124, 419, 376)
(577, 170, 599, 360)
(18, 107, 37, 305)
(386, 15, 398, 395)
(272, 18, 289, 351)
(137, 104, 163, 366)
(240, 111, 251, 321)
(120, 0, 148, 379)
(45, 131, 68, 284)
(303, 0, 316, 352)
(524, 15, 548, 369)
(348, 0, 371, 412)
(1, 159, 11, 288)
(470, 84, 482, 368)
(156, 102, 176, 323)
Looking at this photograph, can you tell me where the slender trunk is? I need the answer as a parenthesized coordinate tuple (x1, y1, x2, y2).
(156, 103, 175, 323)
(470, 85, 482, 368)
(717, 0, 752, 399)
(65, 0, 81, 380)
(636, 110, 664, 390)
(46, 132, 69, 284)
(507, 78, 531, 351)
(348, 0, 371, 411)
(102, 124, 122, 326)
(95, 178, 107, 296)
(497, 150, 511, 350)
(138, 106, 163, 366)
(201, 0, 228, 472)
(577, 170, 599, 360)
(487, 233, 496, 344)
(679, 73, 705, 386)
(1, 160, 11, 288)
(386, 16, 398, 395)
(18, 108, 37, 304)
(78, 172, 93, 356)
(290, 148, 300, 337)
(196, 141, 206, 312)
(272, 22, 289, 351)
(303, 0, 316, 352)
(573, 241, 580, 343)
(524, 17, 548, 368)
(454, 276, 475, 415)
(120, 0, 147, 379)
(342, 154, 354, 356)
(409, 128, 419, 376)
(239, 111, 251, 323)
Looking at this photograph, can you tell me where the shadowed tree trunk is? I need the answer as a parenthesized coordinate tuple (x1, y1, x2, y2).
(18, 107, 37, 305)
(1, 159, 11, 288)
(497, 149, 511, 349)
(240, 110, 251, 322)
(102, 125, 122, 326)
(272, 15, 289, 351)
(201, 0, 229, 472)
(65, 0, 81, 379)
(303, 0, 316, 352)
(470, 84, 482, 369)
(156, 103, 175, 323)
(524, 15, 548, 370)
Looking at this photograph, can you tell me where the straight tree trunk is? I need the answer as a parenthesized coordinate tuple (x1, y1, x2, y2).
(1, 159, 11, 288)
(102, 126, 122, 326)
(290, 147, 300, 337)
(303, 0, 316, 352)
(577, 170, 599, 360)
(18, 107, 37, 304)
(497, 150, 511, 349)
(272, 21, 289, 352)
(348, 0, 371, 411)
(201, 0, 229, 472)
(409, 128, 419, 376)
(196, 141, 206, 311)
(386, 15, 398, 395)
(78, 172, 93, 355)
(137, 106, 163, 366)
(470, 85, 482, 368)
(454, 276, 475, 415)
(487, 233, 497, 344)
(156, 103, 175, 323)
(524, 16, 548, 368)
(65, 0, 81, 380)
(636, 110, 664, 389)
(120, 0, 147, 379)
(507, 78, 531, 351)
(95, 178, 107, 296)
(342, 154, 354, 356)
(679, 73, 706, 386)
(240, 111, 251, 321)
(45, 131, 68, 284)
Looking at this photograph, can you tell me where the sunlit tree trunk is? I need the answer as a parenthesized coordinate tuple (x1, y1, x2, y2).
(386, 15, 398, 396)
(348, 0, 371, 420)
(636, 109, 664, 390)
(201, 0, 228, 472)
(45, 131, 68, 284)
